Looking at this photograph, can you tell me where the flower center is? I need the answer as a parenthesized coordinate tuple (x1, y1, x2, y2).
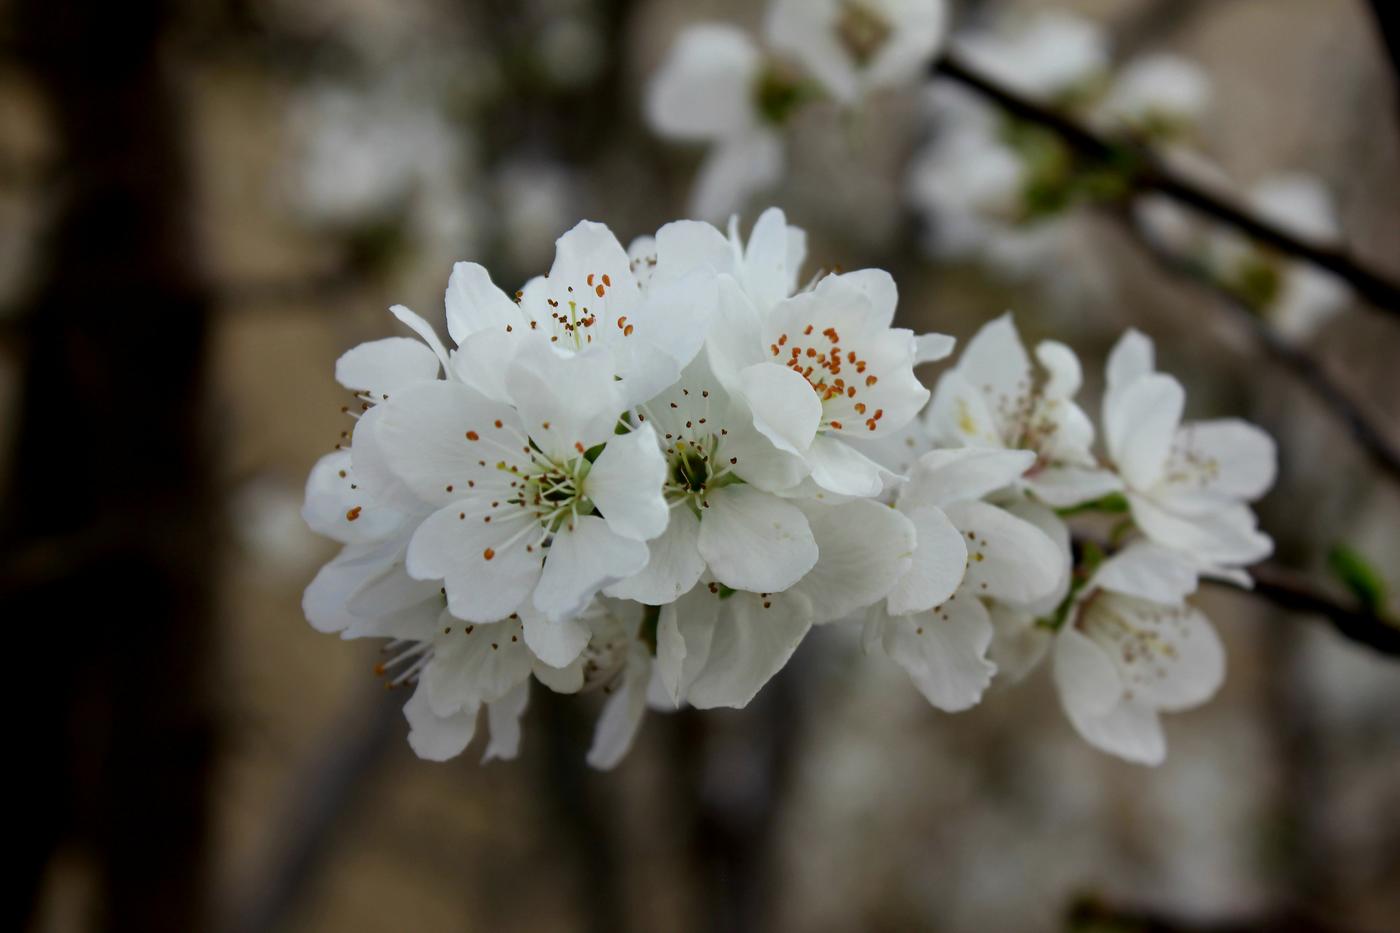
(769, 321, 884, 432)
(519, 271, 627, 350)
(836, 1, 893, 67)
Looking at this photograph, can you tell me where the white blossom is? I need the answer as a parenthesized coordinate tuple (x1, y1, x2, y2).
(298, 206, 1277, 772)
(952, 10, 1108, 103)
(1097, 53, 1211, 137)
(1103, 330, 1275, 584)
(926, 314, 1120, 507)
(866, 447, 1066, 711)
(766, 0, 949, 105)
(646, 24, 786, 222)
(1052, 543, 1225, 765)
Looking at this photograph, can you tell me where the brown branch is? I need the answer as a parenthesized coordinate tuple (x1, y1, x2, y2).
(932, 52, 1400, 314)
(1224, 562, 1400, 657)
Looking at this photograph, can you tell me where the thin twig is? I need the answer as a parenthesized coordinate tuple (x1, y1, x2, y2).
(1225, 562, 1400, 657)
(1115, 212, 1400, 486)
(931, 52, 1400, 313)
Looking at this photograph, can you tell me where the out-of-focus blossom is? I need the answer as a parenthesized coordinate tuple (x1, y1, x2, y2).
(767, 0, 949, 105)
(1097, 53, 1211, 139)
(646, 24, 788, 221)
(953, 10, 1108, 104)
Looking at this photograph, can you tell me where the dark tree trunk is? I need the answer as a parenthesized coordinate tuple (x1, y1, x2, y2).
(3, 1, 217, 929)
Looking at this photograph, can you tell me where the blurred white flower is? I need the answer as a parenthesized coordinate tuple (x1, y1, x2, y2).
(287, 83, 476, 246)
(767, 0, 949, 105)
(1230, 173, 1351, 341)
(953, 10, 1108, 103)
(646, 24, 787, 222)
(1098, 53, 1211, 138)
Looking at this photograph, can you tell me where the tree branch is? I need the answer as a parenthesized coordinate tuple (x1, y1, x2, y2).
(931, 53, 1400, 314)
(1223, 562, 1400, 657)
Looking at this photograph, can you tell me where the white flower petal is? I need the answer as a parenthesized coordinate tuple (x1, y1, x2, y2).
(482, 680, 530, 762)
(605, 507, 706, 605)
(797, 499, 917, 623)
(926, 369, 1007, 448)
(653, 219, 732, 283)
(955, 313, 1032, 440)
(740, 362, 822, 456)
(899, 447, 1036, 511)
(444, 261, 524, 345)
(943, 500, 1064, 605)
(520, 603, 590, 668)
(586, 647, 651, 770)
(586, 424, 669, 541)
(806, 435, 890, 497)
(302, 450, 406, 544)
(1066, 697, 1167, 766)
(655, 586, 721, 705)
(1105, 328, 1156, 396)
(1106, 373, 1184, 489)
(377, 380, 520, 508)
(505, 344, 623, 463)
(1129, 493, 1273, 568)
(335, 337, 441, 398)
(887, 505, 968, 615)
(687, 593, 812, 709)
(880, 595, 996, 711)
(1034, 339, 1082, 398)
(405, 683, 478, 762)
(697, 485, 818, 593)
(406, 502, 538, 623)
(304, 542, 392, 634)
(1024, 465, 1122, 508)
(533, 515, 650, 621)
(914, 332, 957, 365)
(424, 617, 533, 714)
(987, 604, 1051, 683)
(1174, 419, 1277, 502)
(389, 304, 452, 372)
(1092, 541, 1199, 604)
(1053, 626, 1122, 720)
(1082, 594, 1225, 712)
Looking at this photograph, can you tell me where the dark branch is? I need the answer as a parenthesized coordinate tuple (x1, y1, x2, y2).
(1218, 562, 1400, 657)
(931, 53, 1400, 314)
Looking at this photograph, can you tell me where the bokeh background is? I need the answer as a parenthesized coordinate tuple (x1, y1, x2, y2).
(3, 0, 1399, 931)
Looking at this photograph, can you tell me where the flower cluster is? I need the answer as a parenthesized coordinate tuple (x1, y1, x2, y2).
(303, 208, 1276, 768)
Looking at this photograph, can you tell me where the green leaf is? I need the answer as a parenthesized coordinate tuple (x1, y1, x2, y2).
(1054, 492, 1130, 518)
(1328, 545, 1389, 615)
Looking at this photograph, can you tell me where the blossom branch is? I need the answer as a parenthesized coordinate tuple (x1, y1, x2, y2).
(1069, 535, 1400, 657)
(1114, 210, 1400, 486)
(931, 52, 1400, 314)
(1225, 562, 1400, 657)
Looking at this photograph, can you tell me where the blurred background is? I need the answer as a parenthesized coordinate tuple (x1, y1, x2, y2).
(3, 0, 1399, 930)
